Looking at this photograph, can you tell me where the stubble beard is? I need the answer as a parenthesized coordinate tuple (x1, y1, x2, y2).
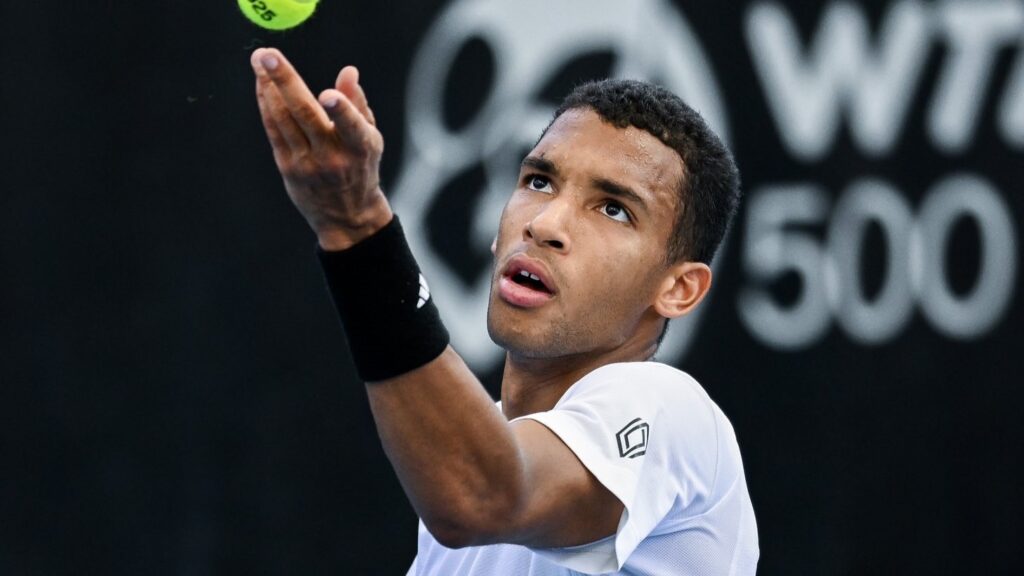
(486, 301, 593, 360)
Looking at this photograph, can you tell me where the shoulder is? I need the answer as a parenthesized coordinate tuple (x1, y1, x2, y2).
(538, 362, 727, 469)
(573, 364, 751, 523)
(559, 361, 719, 424)
(511, 363, 750, 570)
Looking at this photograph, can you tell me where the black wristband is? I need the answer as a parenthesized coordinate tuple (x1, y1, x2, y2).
(316, 216, 450, 382)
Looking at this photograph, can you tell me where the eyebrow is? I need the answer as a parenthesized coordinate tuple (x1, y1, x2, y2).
(520, 156, 558, 177)
(520, 155, 650, 214)
(592, 177, 648, 213)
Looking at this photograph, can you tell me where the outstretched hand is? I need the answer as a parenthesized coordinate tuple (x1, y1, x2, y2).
(251, 47, 393, 250)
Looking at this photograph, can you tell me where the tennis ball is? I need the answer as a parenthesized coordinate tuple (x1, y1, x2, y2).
(238, 0, 319, 31)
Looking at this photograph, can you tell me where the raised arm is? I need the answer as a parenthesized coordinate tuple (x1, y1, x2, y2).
(249, 48, 623, 549)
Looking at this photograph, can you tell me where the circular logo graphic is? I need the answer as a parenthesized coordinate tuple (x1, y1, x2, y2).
(391, 0, 730, 371)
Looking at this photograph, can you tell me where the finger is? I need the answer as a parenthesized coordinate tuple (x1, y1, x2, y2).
(319, 89, 378, 151)
(253, 63, 290, 152)
(253, 48, 333, 144)
(252, 49, 310, 153)
(254, 75, 289, 154)
(335, 66, 377, 126)
(256, 83, 300, 170)
(260, 72, 310, 154)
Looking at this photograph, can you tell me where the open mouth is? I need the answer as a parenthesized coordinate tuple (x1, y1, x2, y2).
(508, 269, 552, 294)
(498, 257, 556, 308)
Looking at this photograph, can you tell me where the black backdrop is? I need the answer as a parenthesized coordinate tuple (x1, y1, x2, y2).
(4, 1, 1022, 574)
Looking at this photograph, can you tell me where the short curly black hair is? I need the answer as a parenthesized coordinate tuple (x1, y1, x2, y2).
(545, 79, 740, 265)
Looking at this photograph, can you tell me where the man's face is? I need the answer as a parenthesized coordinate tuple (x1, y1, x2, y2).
(486, 108, 685, 358)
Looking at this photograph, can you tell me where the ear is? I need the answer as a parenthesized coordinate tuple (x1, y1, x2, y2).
(652, 262, 712, 320)
(490, 236, 497, 255)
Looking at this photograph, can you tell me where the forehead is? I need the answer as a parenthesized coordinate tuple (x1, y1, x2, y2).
(530, 108, 685, 209)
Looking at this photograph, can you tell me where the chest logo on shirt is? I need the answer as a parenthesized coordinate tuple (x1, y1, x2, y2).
(616, 418, 650, 459)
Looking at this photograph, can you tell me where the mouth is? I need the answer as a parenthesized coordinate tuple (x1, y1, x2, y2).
(498, 256, 556, 308)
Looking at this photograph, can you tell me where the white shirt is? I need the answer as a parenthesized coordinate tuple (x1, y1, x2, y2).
(407, 362, 759, 575)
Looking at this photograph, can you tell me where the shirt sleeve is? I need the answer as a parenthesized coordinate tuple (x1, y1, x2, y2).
(510, 362, 721, 574)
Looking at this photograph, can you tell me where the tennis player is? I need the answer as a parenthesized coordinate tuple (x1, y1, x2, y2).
(250, 46, 758, 575)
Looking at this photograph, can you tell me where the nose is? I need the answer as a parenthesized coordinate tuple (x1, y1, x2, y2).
(524, 197, 572, 253)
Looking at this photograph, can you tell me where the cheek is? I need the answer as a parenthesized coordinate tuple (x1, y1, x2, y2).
(591, 248, 664, 305)
(495, 193, 532, 247)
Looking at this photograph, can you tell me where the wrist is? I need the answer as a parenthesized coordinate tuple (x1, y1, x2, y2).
(316, 197, 394, 251)
(316, 215, 450, 381)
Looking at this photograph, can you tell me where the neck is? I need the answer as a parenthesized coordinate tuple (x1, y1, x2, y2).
(499, 335, 658, 420)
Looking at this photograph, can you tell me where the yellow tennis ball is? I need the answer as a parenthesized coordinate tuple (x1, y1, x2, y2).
(238, 0, 319, 31)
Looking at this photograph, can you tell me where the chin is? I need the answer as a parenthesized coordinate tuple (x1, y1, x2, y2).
(487, 305, 549, 357)
(487, 304, 527, 352)
(487, 306, 586, 360)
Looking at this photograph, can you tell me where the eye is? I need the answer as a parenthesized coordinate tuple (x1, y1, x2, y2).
(600, 201, 632, 223)
(525, 174, 553, 193)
